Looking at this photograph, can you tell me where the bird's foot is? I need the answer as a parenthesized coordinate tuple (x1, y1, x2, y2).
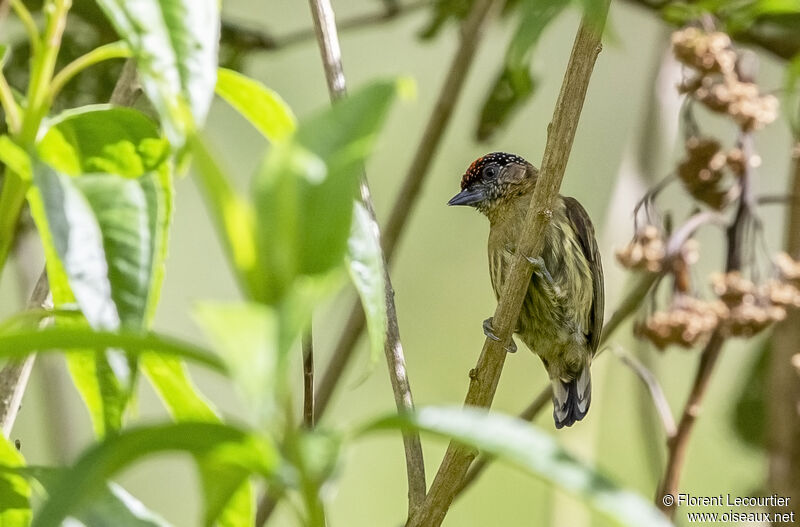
(525, 255, 556, 286)
(482, 317, 517, 353)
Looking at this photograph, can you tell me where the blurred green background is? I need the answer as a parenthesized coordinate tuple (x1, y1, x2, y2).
(4, 0, 794, 525)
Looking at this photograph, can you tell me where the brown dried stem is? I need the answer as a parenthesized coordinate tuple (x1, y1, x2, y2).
(656, 134, 755, 517)
(302, 330, 314, 429)
(406, 5, 611, 525)
(316, 0, 501, 418)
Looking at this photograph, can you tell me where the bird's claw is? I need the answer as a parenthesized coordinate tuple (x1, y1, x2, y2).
(483, 317, 517, 353)
(483, 318, 500, 341)
(525, 255, 556, 287)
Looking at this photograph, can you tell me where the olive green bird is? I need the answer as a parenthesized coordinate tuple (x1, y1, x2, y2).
(448, 152, 604, 428)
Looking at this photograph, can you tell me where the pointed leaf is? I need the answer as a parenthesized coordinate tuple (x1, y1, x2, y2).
(94, 0, 220, 143)
(253, 80, 402, 304)
(215, 69, 296, 142)
(31, 423, 277, 527)
(346, 201, 387, 361)
(0, 437, 30, 526)
(364, 406, 672, 527)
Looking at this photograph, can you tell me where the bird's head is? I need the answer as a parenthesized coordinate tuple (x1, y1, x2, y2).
(448, 152, 538, 218)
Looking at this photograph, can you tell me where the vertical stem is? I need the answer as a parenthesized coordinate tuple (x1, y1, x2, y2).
(302, 330, 314, 429)
(768, 142, 800, 512)
(315, 0, 501, 419)
(308, 0, 427, 518)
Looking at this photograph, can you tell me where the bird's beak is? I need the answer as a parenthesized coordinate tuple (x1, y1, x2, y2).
(448, 187, 486, 207)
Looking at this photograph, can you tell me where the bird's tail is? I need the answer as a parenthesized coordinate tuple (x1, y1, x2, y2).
(551, 363, 591, 429)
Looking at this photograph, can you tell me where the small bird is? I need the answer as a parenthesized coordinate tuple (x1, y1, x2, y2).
(448, 152, 604, 428)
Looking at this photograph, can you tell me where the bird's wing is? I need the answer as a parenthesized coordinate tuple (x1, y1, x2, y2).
(562, 196, 604, 354)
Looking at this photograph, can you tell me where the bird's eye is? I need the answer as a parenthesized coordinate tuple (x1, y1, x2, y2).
(483, 166, 498, 178)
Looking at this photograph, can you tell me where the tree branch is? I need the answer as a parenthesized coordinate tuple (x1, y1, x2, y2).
(456, 270, 660, 497)
(306, 0, 426, 516)
(406, 5, 611, 526)
(316, 0, 501, 419)
(768, 142, 800, 514)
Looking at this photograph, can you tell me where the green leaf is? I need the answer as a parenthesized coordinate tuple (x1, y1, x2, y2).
(346, 201, 387, 362)
(0, 326, 226, 372)
(0, 437, 30, 526)
(363, 406, 672, 527)
(194, 302, 279, 422)
(476, 0, 567, 141)
(253, 80, 401, 304)
(215, 68, 297, 142)
(141, 356, 218, 421)
(189, 135, 261, 299)
(39, 106, 169, 179)
(31, 107, 175, 436)
(29, 468, 172, 527)
(31, 423, 277, 527)
(94, 0, 220, 144)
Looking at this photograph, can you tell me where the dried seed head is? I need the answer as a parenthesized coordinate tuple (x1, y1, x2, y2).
(616, 225, 666, 273)
(672, 28, 737, 75)
(677, 137, 739, 209)
(636, 295, 726, 350)
(775, 252, 800, 288)
(762, 279, 800, 308)
(692, 78, 778, 131)
(712, 271, 756, 306)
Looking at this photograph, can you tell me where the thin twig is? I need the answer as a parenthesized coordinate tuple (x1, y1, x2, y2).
(0, 271, 50, 437)
(302, 330, 314, 428)
(287, 0, 427, 519)
(613, 346, 677, 438)
(407, 5, 611, 525)
(316, 0, 502, 419)
(656, 133, 754, 517)
(221, 0, 429, 53)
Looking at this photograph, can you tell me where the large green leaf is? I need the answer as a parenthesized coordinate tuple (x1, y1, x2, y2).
(0, 437, 30, 526)
(346, 201, 387, 361)
(28, 468, 172, 527)
(0, 326, 226, 372)
(215, 68, 297, 142)
(94, 0, 220, 144)
(31, 107, 175, 436)
(31, 423, 277, 527)
(253, 80, 402, 304)
(364, 406, 672, 527)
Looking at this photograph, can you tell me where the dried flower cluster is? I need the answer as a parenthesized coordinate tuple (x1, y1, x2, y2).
(677, 137, 742, 209)
(636, 295, 726, 350)
(616, 226, 699, 274)
(638, 257, 800, 350)
(712, 272, 786, 337)
(673, 27, 778, 132)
